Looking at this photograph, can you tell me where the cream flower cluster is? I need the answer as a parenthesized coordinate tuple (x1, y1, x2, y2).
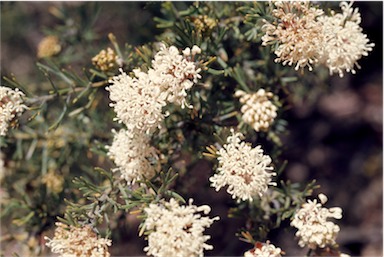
(261, 1, 324, 71)
(210, 130, 276, 201)
(193, 15, 217, 33)
(107, 69, 167, 134)
(317, 2, 375, 77)
(290, 193, 343, 249)
(45, 222, 112, 257)
(37, 35, 61, 58)
(92, 47, 118, 72)
(106, 44, 201, 185)
(244, 241, 283, 257)
(235, 89, 278, 132)
(143, 198, 219, 257)
(262, 1, 374, 77)
(0, 86, 27, 136)
(107, 129, 160, 184)
(152, 44, 202, 108)
(107, 44, 201, 132)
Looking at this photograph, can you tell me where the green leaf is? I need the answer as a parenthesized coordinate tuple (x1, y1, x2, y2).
(48, 100, 67, 131)
(206, 68, 225, 75)
(12, 211, 34, 226)
(164, 191, 186, 204)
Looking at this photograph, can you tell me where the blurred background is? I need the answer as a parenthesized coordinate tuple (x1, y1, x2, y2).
(1, 2, 382, 256)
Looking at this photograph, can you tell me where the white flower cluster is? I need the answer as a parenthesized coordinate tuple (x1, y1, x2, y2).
(290, 193, 343, 249)
(0, 86, 27, 136)
(45, 222, 112, 257)
(107, 69, 167, 134)
(210, 130, 276, 201)
(262, 1, 374, 77)
(106, 44, 201, 184)
(262, 1, 324, 71)
(235, 89, 278, 132)
(107, 129, 160, 184)
(143, 198, 219, 257)
(152, 44, 202, 108)
(244, 241, 283, 257)
(317, 2, 375, 77)
(106, 44, 201, 132)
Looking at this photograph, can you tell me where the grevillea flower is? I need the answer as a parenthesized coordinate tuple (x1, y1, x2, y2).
(107, 69, 167, 133)
(37, 35, 61, 58)
(317, 1, 375, 77)
(107, 128, 160, 184)
(151, 44, 202, 108)
(0, 86, 27, 136)
(244, 241, 283, 257)
(235, 89, 278, 132)
(45, 222, 111, 257)
(92, 47, 119, 72)
(291, 193, 343, 249)
(210, 130, 276, 201)
(262, 1, 324, 71)
(107, 45, 202, 133)
(262, 1, 374, 77)
(142, 198, 219, 257)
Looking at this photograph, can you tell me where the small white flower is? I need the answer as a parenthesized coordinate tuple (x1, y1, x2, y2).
(244, 241, 283, 257)
(291, 194, 343, 249)
(143, 198, 219, 257)
(182, 47, 191, 56)
(107, 129, 160, 185)
(45, 222, 112, 257)
(107, 69, 167, 133)
(235, 89, 278, 132)
(0, 86, 27, 136)
(210, 130, 276, 201)
(191, 45, 202, 55)
(318, 193, 328, 204)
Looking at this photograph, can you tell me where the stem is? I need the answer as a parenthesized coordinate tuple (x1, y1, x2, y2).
(25, 94, 56, 105)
